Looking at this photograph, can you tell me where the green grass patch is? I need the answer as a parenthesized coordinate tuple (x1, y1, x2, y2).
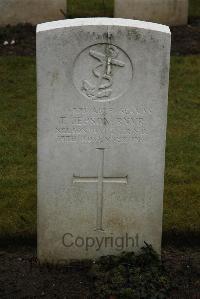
(163, 55, 200, 233)
(0, 57, 36, 237)
(67, 0, 114, 18)
(189, 0, 200, 18)
(0, 55, 199, 239)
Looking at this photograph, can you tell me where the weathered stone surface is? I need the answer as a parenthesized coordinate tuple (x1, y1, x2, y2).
(37, 18, 171, 262)
(114, 0, 188, 26)
(0, 0, 66, 26)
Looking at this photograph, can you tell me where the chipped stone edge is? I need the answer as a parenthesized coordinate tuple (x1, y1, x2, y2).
(36, 17, 171, 35)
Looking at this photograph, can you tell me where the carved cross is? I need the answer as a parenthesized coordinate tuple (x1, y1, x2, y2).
(73, 148, 128, 231)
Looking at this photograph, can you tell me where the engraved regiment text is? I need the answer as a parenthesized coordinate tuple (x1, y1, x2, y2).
(56, 106, 151, 144)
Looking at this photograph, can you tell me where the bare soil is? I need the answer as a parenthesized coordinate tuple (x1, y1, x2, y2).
(0, 245, 199, 299)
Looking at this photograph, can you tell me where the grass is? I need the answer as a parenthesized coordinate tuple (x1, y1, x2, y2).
(0, 57, 36, 238)
(189, 0, 200, 18)
(163, 56, 200, 233)
(67, 0, 114, 18)
(0, 55, 199, 239)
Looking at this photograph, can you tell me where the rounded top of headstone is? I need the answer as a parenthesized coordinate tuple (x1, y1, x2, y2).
(36, 17, 170, 35)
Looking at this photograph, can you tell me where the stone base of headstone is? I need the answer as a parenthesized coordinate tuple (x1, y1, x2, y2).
(114, 0, 188, 26)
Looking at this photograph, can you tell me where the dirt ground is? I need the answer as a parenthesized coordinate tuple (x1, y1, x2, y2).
(0, 17, 199, 56)
(0, 245, 199, 299)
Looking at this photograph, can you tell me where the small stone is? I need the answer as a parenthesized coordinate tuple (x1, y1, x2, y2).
(3, 41, 9, 46)
(10, 40, 15, 45)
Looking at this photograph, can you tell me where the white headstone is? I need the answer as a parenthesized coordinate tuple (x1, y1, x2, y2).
(37, 18, 171, 262)
(114, 0, 188, 26)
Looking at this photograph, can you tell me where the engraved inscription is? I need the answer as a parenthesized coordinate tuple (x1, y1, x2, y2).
(56, 105, 151, 144)
(73, 44, 133, 102)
